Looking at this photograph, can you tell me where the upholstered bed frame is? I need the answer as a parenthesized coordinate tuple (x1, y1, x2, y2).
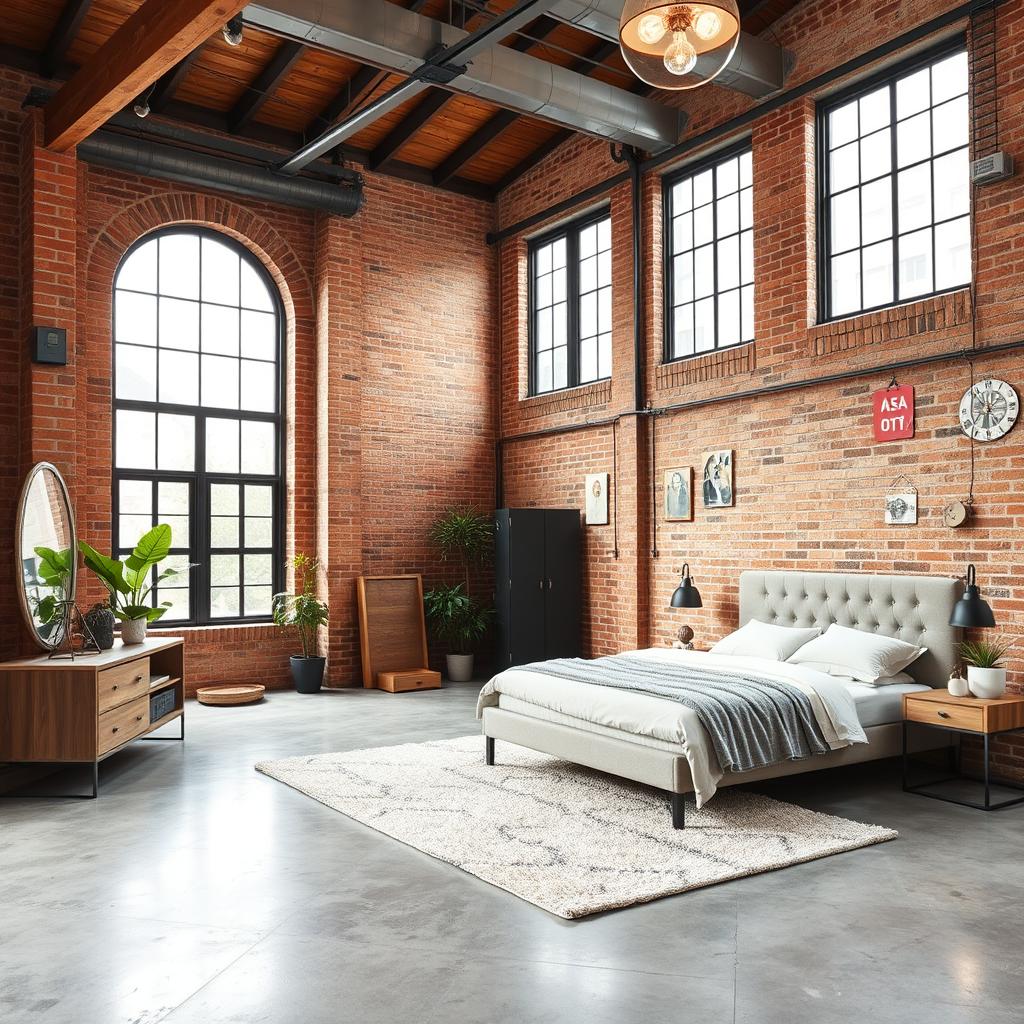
(481, 570, 961, 827)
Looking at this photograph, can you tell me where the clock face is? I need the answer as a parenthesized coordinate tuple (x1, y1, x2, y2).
(959, 379, 1019, 441)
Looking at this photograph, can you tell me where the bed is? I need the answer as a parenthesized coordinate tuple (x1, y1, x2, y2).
(478, 570, 960, 827)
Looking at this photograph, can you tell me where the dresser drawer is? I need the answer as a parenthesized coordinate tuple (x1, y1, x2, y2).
(98, 694, 149, 754)
(97, 657, 150, 713)
(905, 697, 984, 733)
(377, 669, 442, 693)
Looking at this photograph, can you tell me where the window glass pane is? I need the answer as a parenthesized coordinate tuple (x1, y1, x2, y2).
(119, 479, 152, 514)
(120, 515, 152, 545)
(211, 554, 240, 586)
(115, 291, 157, 346)
(830, 191, 860, 254)
(859, 86, 890, 134)
(862, 240, 894, 309)
(597, 218, 611, 251)
(898, 227, 934, 298)
(896, 111, 930, 168)
(597, 249, 611, 287)
(931, 51, 968, 104)
(861, 178, 892, 245)
(579, 338, 597, 383)
(162, 516, 189, 547)
(206, 418, 240, 473)
(716, 157, 738, 196)
(739, 150, 752, 188)
(717, 236, 739, 292)
(672, 178, 692, 212)
(579, 255, 596, 293)
(740, 231, 754, 284)
(896, 67, 930, 119)
(240, 260, 273, 311)
(580, 293, 597, 338)
(244, 554, 273, 586)
(552, 267, 567, 302)
(159, 297, 199, 351)
(210, 517, 239, 548)
(553, 304, 567, 347)
(116, 410, 155, 469)
(244, 587, 273, 617)
(829, 141, 859, 193)
(579, 224, 597, 259)
(932, 96, 968, 155)
(739, 187, 753, 230)
(694, 245, 714, 299)
(673, 253, 694, 304)
(241, 359, 276, 413)
(201, 304, 240, 356)
(933, 148, 969, 221)
(158, 481, 189, 515)
(693, 204, 713, 246)
(157, 586, 189, 622)
(201, 354, 240, 409)
(829, 100, 858, 148)
(210, 587, 240, 618)
(241, 420, 276, 475)
(240, 310, 277, 361)
(536, 350, 552, 393)
(212, 483, 240, 515)
(157, 413, 195, 472)
(536, 306, 552, 351)
(116, 344, 156, 401)
(551, 238, 566, 269)
(897, 163, 931, 233)
(598, 333, 612, 379)
(673, 212, 693, 254)
(830, 251, 861, 318)
(859, 128, 891, 181)
(159, 234, 200, 299)
(694, 297, 715, 353)
(117, 240, 158, 293)
(245, 485, 272, 516)
(741, 284, 754, 341)
(597, 287, 612, 333)
(673, 303, 694, 357)
(693, 169, 713, 206)
(535, 272, 552, 308)
(245, 516, 273, 548)
(934, 216, 970, 290)
(552, 347, 567, 391)
(718, 289, 740, 348)
(159, 349, 199, 406)
(716, 192, 738, 236)
(201, 236, 240, 305)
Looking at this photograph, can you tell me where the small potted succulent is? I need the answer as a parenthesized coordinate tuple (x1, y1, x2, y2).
(79, 524, 190, 644)
(960, 638, 1013, 699)
(273, 553, 329, 693)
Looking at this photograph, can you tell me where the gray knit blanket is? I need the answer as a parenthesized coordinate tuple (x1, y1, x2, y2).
(517, 653, 830, 773)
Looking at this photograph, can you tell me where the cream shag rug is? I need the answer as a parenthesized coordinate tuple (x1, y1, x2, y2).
(255, 736, 896, 919)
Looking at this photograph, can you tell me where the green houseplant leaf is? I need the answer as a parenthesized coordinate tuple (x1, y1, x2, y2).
(272, 553, 329, 658)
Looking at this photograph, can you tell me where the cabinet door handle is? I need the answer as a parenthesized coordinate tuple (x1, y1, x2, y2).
(937, 711, 951, 719)
(135, 675, 144, 683)
(539, 579, 544, 590)
(547, 579, 553, 590)
(136, 715, 143, 722)
(112, 726, 119, 734)
(112, 684, 118, 691)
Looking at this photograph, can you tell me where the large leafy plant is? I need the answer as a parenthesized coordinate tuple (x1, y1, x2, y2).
(79, 524, 185, 623)
(423, 583, 490, 656)
(29, 545, 72, 628)
(272, 553, 329, 658)
(428, 507, 492, 594)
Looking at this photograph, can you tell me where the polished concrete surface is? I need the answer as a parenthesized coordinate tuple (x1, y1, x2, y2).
(1, 684, 1023, 1024)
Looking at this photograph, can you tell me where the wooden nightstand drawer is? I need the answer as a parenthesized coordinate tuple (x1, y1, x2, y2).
(97, 657, 150, 714)
(376, 669, 442, 693)
(905, 697, 984, 732)
(98, 695, 149, 754)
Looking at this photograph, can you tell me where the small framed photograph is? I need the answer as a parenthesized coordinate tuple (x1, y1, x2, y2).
(701, 451, 734, 508)
(664, 468, 693, 521)
(885, 491, 918, 525)
(585, 472, 609, 526)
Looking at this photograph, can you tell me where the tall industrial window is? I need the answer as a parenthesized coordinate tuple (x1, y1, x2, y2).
(112, 227, 284, 625)
(664, 143, 754, 360)
(528, 210, 612, 394)
(818, 44, 970, 321)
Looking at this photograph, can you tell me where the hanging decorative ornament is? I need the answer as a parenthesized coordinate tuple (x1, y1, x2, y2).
(884, 474, 918, 526)
(619, 1, 741, 91)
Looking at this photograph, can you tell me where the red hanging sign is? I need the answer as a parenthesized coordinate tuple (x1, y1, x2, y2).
(873, 384, 915, 441)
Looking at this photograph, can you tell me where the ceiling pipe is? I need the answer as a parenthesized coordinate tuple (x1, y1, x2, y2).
(547, 0, 794, 97)
(244, 0, 685, 172)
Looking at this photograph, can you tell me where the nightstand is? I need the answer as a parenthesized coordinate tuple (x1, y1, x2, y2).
(902, 690, 1024, 811)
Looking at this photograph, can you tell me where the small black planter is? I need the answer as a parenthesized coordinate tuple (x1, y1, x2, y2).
(290, 655, 325, 693)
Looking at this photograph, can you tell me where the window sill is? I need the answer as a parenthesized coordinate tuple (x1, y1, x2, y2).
(811, 289, 972, 356)
(656, 342, 755, 392)
(521, 379, 612, 417)
(147, 621, 285, 644)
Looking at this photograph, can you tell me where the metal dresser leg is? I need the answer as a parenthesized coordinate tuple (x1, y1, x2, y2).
(485, 736, 495, 766)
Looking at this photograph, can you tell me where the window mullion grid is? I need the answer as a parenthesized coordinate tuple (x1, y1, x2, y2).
(568, 229, 580, 390)
(710, 178, 720, 352)
(928, 92, 937, 295)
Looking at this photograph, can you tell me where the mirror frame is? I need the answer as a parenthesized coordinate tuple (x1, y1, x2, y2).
(15, 461, 78, 652)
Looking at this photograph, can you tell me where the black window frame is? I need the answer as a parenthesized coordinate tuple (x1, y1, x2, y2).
(527, 206, 612, 396)
(662, 138, 755, 364)
(111, 225, 286, 628)
(816, 36, 971, 323)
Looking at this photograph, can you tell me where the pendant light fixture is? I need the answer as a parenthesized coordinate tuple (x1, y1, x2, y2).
(949, 564, 996, 628)
(670, 563, 703, 608)
(619, 1, 741, 91)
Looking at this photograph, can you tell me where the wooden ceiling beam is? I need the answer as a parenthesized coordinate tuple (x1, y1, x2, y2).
(44, 0, 93, 77)
(229, 40, 306, 132)
(44, 0, 249, 152)
(149, 46, 204, 113)
(369, 88, 451, 170)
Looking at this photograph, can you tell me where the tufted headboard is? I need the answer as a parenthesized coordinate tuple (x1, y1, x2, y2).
(738, 571, 960, 687)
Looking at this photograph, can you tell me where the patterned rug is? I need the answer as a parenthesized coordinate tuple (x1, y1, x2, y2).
(255, 735, 897, 918)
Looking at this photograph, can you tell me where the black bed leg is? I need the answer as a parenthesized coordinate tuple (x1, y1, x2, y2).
(671, 792, 685, 829)
(485, 736, 495, 766)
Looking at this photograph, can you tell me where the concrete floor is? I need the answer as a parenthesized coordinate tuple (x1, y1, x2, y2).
(1, 684, 1023, 1024)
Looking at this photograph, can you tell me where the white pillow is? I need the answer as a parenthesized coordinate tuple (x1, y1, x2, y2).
(710, 619, 822, 661)
(787, 623, 926, 683)
(815, 670, 916, 688)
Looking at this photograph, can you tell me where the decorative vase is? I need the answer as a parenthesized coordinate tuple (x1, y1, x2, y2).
(967, 666, 1007, 699)
(290, 655, 325, 693)
(84, 604, 116, 650)
(121, 617, 148, 645)
(947, 672, 969, 698)
(446, 653, 474, 682)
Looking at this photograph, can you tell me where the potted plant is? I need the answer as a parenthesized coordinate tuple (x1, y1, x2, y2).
(79, 524, 188, 643)
(273, 553, 329, 693)
(425, 507, 493, 681)
(28, 545, 72, 641)
(960, 638, 1013, 699)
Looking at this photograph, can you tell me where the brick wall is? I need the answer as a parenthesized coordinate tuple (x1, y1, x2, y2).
(496, 0, 1024, 778)
(0, 65, 496, 694)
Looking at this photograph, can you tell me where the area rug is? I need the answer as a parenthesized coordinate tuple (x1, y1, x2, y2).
(255, 736, 896, 918)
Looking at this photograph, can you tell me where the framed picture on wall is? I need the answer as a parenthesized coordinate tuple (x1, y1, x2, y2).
(585, 473, 609, 526)
(664, 468, 693, 521)
(702, 451, 734, 508)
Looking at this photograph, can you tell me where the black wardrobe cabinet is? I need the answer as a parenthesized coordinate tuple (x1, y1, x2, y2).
(494, 508, 581, 672)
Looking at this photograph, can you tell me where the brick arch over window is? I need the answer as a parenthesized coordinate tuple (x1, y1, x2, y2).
(78, 193, 316, 596)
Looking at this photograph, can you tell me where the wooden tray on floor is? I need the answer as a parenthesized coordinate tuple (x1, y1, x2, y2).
(197, 684, 266, 706)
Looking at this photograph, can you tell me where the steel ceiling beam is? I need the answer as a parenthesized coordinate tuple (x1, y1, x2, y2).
(44, 0, 93, 77)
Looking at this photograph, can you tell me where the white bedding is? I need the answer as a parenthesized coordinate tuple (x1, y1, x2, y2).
(477, 648, 870, 807)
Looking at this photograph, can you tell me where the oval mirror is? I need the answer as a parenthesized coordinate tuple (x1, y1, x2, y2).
(16, 462, 78, 651)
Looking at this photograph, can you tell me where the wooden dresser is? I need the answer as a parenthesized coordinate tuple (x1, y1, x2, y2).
(0, 637, 185, 797)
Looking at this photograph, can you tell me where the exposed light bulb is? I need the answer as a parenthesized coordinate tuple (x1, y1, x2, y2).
(133, 99, 150, 118)
(663, 31, 697, 76)
(637, 13, 667, 45)
(693, 9, 722, 40)
(222, 17, 244, 46)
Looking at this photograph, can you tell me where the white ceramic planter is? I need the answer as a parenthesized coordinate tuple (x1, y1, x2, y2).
(446, 653, 474, 682)
(120, 617, 148, 645)
(967, 666, 1006, 699)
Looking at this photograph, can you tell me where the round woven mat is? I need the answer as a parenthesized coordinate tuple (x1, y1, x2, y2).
(197, 684, 266, 706)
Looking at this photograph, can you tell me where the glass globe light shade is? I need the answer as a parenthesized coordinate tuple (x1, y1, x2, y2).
(619, 1, 741, 91)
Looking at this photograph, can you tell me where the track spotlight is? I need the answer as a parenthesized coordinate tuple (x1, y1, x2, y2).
(223, 16, 244, 46)
(133, 98, 150, 118)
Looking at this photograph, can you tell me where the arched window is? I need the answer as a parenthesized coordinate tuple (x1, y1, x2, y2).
(113, 227, 284, 624)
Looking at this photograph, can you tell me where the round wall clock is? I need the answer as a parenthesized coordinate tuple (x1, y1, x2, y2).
(943, 500, 969, 528)
(959, 378, 1019, 442)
